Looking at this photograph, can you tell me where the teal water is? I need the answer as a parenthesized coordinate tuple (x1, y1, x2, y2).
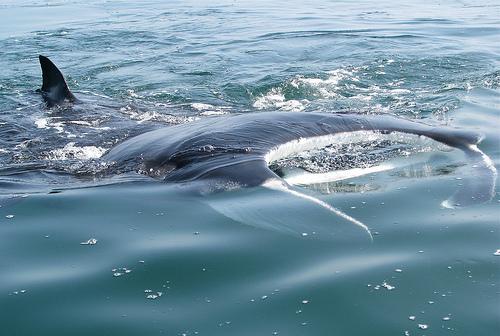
(1, 1, 499, 335)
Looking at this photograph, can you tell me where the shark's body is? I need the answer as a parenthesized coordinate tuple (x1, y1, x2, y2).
(37, 55, 497, 238)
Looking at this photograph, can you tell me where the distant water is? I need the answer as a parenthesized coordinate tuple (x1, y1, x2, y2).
(1, 1, 499, 335)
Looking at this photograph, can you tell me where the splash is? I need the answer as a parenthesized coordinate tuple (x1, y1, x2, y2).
(45, 142, 107, 161)
(191, 102, 230, 115)
(253, 67, 360, 111)
(253, 88, 308, 111)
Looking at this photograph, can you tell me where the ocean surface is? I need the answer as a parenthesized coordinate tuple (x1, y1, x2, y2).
(0, 0, 499, 335)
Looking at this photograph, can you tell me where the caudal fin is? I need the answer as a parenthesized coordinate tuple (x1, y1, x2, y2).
(38, 55, 76, 107)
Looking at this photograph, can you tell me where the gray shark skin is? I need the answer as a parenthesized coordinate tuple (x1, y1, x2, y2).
(36, 56, 497, 239)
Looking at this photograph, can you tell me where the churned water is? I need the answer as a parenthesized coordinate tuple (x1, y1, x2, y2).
(0, 1, 499, 335)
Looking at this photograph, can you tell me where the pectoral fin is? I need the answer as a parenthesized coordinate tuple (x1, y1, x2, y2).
(202, 161, 372, 242)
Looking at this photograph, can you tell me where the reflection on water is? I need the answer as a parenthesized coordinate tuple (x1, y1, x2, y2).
(305, 180, 381, 194)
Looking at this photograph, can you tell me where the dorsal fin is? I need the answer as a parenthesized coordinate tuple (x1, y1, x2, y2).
(38, 55, 76, 107)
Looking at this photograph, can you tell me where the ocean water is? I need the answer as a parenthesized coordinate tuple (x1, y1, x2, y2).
(0, 0, 499, 335)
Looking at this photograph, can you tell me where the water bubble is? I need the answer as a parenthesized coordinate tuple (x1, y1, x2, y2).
(112, 267, 131, 277)
(144, 289, 163, 300)
(382, 282, 395, 290)
(80, 238, 97, 245)
(12, 289, 27, 295)
(146, 293, 159, 299)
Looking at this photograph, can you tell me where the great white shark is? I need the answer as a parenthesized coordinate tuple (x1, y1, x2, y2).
(37, 55, 497, 238)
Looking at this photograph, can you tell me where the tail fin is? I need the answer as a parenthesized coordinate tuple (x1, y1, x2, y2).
(38, 55, 76, 107)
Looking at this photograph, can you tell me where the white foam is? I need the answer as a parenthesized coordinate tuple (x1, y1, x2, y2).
(46, 142, 107, 160)
(191, 103, 230, 116)
(293, 68, 358, 98)
(191, 103, 214, 111)
(253, 88, 308, 111)
(34, 118, 48, 128)
(200, 110, 227, 116)
(254, 68, 365, 110)
(126, 89, 143, 98)
(35, 117, 65, 133)
(70, 120, 113, 130)
(120, 105, 198, 124)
